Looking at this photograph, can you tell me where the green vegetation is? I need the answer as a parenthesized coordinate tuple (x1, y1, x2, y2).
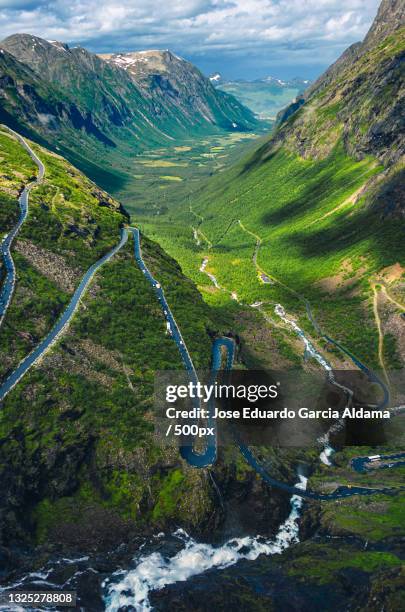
(135, 26, 405, 374)
(320, 491, 405, 541)
(104, 470, 144, 519)
(0, 230, 217, 539)
(383, 332, 402, 369)
(32, 472, 143, 541)
(140, 139, 399, 368)
(26, 144, 126, 268)
(0, 253, 69, 379)
(0, 128, 36, 238)
(117, 131, 263, 218)
(152, 469, 186, 520)
(287, 543, 401, 584)
(0, 128, 36, 185)
(0, 134, 219, 544)
(140, 160, 188, 168)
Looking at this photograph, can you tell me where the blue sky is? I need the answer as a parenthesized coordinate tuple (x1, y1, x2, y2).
(0, 0, 381, 79)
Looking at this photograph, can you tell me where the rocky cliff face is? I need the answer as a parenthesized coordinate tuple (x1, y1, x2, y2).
(100, 49, 256, 132)
(274, 0, 404, 166)
(1, 34, 141, 135)
(363, 0, 405, 48)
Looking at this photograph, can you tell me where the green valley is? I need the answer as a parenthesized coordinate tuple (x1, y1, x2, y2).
(0, 35, 261, 196)
(0, 0, 404, 609)
(137, 17, 405, 376)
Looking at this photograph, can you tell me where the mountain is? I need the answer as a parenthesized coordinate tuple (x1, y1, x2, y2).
(213, 75, 311, 120)
(262, 76, 310, 88)
(274, 0, 405, 165)
(0, 35, 258, 190)
(99, 50, 255, 133)
(363, 0, 405, 47)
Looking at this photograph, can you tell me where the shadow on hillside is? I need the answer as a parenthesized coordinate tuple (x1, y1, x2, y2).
(238, 144, 276, 176)
(211, 241, 253, 253)
(260, 163, 370, 227)
(65, 148, 130, 194)
(287, 204, 402, 268)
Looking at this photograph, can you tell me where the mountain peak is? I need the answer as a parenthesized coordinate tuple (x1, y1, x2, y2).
(275, 0, 404, 166)
(1, 33, 70, 54)
(363, 0, 405, 47)
(99, 49, 190, 78)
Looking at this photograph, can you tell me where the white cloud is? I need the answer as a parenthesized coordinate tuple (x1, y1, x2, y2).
(0, 0, 381, 77)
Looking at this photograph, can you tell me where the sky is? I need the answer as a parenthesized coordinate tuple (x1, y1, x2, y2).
(0, 0, 381, 80)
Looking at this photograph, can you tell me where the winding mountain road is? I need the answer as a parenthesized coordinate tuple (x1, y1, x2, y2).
(131, 225, 231, 467)
(129, 229, 402, 500)
(186, 210, 403, 495)
(0, 126, 44, 329)
(0, 132, 402, 502)
(0, 229, 128, 403)
(0, 131, 132, 404)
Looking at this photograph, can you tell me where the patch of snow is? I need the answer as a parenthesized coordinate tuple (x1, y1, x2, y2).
(46, 40, 67, 52)
(111, 54, 149, 69)
(37, 113, 56, 126)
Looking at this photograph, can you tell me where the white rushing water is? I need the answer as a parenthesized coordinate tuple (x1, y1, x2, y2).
(319, 444, 335, 466)
(274, 303, 353, 463)
(274, 304, 353, 397)
(200, 257, 220, 288)
(103, 475, 308, 612)
(274, 304, 332, 372)
(192, 227, 201, 246)
(102, 302, 348, 610)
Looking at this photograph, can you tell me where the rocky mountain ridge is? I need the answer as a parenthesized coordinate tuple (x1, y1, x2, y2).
(99, 48, 253, 131)
(275, 0, 405, 166)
